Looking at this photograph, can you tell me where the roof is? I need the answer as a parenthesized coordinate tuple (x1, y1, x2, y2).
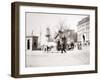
(77, 16, 90, 26)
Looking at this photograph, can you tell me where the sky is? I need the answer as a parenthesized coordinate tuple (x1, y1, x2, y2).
(26, 12, 88, 44)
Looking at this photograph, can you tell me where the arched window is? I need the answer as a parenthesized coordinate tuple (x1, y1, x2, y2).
(27, 39, 30, 50)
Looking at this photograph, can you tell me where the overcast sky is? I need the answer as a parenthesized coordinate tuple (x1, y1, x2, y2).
(26, 12, 88, 44)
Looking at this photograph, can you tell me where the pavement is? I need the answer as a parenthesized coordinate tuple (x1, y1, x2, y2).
(26, 46, 90, 67)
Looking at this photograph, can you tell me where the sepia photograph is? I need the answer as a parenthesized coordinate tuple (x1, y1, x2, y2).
(25, 12, 90, 67)
(11, 2, 97, 77)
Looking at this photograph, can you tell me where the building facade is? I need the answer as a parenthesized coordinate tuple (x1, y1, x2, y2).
(77, 16, 90, 45)
(55, 29, 77, 43)
(26, 35, 38, 51)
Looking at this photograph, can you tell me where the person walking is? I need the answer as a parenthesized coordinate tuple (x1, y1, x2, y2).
(61, 36, 66, 53)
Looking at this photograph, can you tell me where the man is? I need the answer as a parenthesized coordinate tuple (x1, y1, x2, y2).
(57, 39, 61, 51)
(61, 36, 66, 53)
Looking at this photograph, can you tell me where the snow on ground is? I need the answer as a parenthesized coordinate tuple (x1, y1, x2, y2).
(25, 46, 90, 67)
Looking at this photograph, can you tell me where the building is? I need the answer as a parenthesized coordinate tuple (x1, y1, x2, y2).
(26, 35, 38, 51)
(63, 29, 77, 43)
(55, 29, 77, 43)
(54, 28, 77, 50)
(77, 16, 90, 45)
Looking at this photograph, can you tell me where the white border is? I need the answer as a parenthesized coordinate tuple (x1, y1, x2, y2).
(19, 6, 95, 74)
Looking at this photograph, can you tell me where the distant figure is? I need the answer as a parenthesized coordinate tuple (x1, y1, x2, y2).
(44, 45, 50, 52)
(77, 42, 82, 50)
(47, 46, 49, 52)
(57, 40, 61, 51)
(61, 37, 66, 53)
(83, 34, 85, 42)
(70, 42, 74, 49)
